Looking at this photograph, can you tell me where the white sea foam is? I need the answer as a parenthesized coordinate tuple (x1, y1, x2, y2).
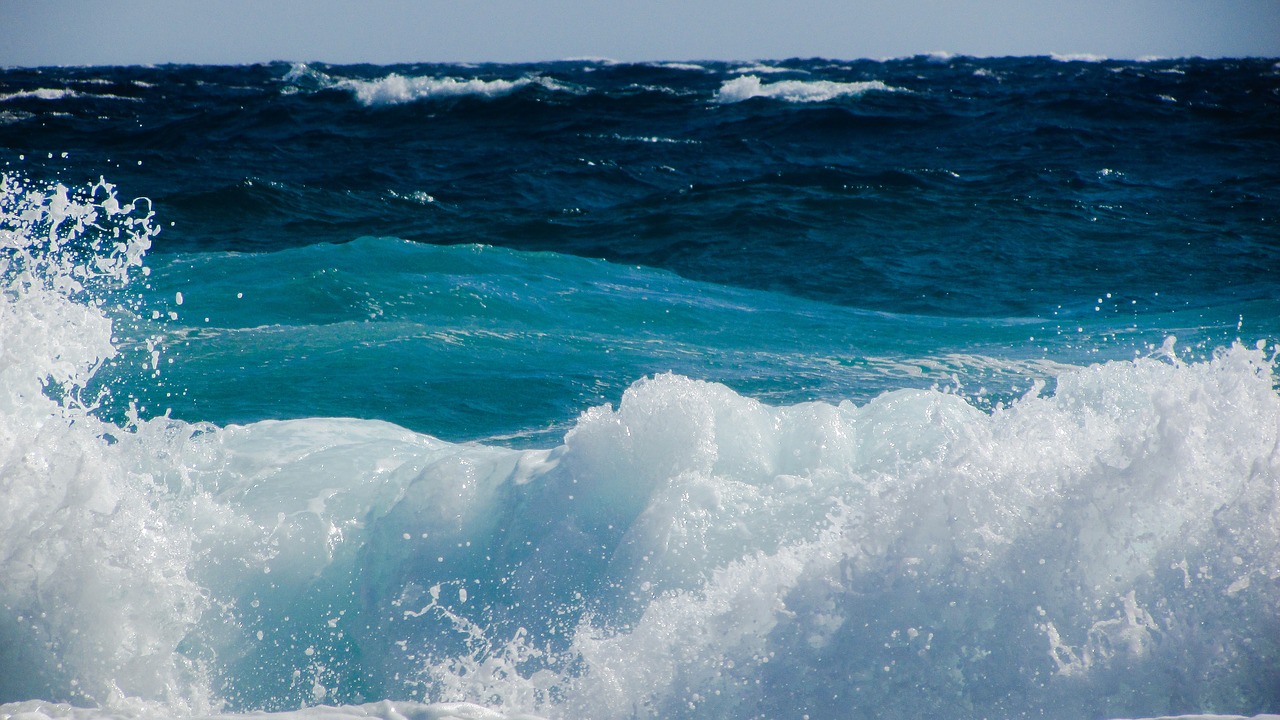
(585, 133, 701, 145)
(714, 75, 897, 103)
(0, 88, 81, 102)
(0, 700, 548, 719)
(281, 62, 329, 86)
(386, 189, 437, 205)
(729, 63, 799, 75)
(0, 88, 140, 103)
(3, 702, 1277, 720)
(0, 176, 200, 711)
(281, 64, 573, 106)
(648, 62, 708, 72)
(1051, 53, 1110, 63)
(0, 111, 34, 125)
(2, 175, 1279, 719)
(339, 75, 571, 107)
(559, 57, 621, 65)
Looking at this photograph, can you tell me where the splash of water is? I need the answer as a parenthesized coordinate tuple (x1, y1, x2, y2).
(2, 175, 1278, 720)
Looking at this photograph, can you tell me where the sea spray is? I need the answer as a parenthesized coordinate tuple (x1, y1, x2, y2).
(0, 175, 216, 711)
(3, 174, 1280, 718)
(2, 54, 1279, 719)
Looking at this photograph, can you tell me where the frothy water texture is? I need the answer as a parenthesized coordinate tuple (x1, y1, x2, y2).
(714, 76, 897, 103)
(282, 64, 572, 106)
(2, 55, 1280, 720)
(1, 175, 1278, 720)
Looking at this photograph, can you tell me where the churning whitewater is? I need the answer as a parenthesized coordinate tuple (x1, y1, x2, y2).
(2, 56, 1279, 719)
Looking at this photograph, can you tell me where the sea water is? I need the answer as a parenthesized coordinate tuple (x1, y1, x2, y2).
(1, 56, 1279, 720)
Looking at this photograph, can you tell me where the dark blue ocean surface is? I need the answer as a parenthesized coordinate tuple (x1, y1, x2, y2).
(1, 57, 1279, 719)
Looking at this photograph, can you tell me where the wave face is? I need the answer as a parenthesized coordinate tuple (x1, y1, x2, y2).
(2, 56, 1280, 720)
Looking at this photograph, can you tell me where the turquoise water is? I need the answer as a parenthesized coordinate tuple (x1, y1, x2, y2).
(1, 56, 1279, 719)
(131, 237, 1143, 445)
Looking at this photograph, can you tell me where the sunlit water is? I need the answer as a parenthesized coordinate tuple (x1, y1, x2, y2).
(1, 56, 1278, 719)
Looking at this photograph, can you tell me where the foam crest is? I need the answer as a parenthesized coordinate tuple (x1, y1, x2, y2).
(714, 75, 896, 103)
(346, 75, 567, 106)
(540, 350, 1280, 718)
(281, 64, 574, 106)
(648, 63, 707, 72)
(0, 89, 81, 102)
(1051, 53, 1110, 63)
(0, 89, 140, 103)
(351, 350, 1279, 717)
(729, 64, 798, 75)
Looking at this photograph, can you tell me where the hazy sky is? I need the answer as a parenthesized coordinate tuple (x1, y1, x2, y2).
(2, 0, 1278, 67)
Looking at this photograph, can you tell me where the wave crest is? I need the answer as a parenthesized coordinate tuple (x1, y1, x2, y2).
(282, 63, 574, 106)
(715, 75, 897, 103)
(342, 74, 571, 106)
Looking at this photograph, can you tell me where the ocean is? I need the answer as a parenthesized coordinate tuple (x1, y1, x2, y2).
(1, 55, 1279, 720)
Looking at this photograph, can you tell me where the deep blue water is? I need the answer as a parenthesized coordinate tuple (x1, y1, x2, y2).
(1, 56, 1279, 719)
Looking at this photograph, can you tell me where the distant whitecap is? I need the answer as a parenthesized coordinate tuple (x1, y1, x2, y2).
(714, 75, 897, 103)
